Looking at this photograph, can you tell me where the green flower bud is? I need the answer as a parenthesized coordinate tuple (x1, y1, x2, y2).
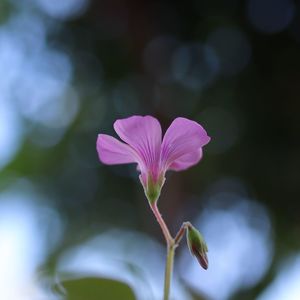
(186, 223, 208, 270)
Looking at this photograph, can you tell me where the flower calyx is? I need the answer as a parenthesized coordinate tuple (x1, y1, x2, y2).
(142, 174, 165, 204)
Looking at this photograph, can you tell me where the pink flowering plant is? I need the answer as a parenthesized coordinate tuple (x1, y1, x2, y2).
(97, 115, 210, 300)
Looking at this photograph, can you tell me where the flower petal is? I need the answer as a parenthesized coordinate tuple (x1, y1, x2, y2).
(169, 148, 203, 171)
(97, 134, 137, 165)
(113, 115, 162, 175)
(161, 117, 210, 171)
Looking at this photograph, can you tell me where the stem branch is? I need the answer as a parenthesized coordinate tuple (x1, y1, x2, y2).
(174, 221, 190, 245)
(174, 224, 185, 245)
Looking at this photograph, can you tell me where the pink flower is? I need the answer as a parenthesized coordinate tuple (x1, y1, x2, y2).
(97, 116, 210, 202)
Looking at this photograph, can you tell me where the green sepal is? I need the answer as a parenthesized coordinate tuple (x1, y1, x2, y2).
(143, 175, 165, 204)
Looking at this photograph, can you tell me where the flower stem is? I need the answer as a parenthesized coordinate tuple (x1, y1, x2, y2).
(150, 202, 173, 246)
(164, 243, 175, 300)
(149, 203, 189, 300)
(149, 202, 175, 300)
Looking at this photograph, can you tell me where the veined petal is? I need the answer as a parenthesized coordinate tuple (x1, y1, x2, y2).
(114, 115, 162, 178)
(169, 148, 203, 171)
(97, 134, 137, 165)
(161, 117, 210, 171)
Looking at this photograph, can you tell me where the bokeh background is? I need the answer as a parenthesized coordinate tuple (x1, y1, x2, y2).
(0, 0, 300, 299)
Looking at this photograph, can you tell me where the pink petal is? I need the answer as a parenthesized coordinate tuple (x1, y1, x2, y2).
(113, 115, 162, 176)
(169, 149, 203, 171)
(161, 117, 210, 171)
(97, 134, 137, 165)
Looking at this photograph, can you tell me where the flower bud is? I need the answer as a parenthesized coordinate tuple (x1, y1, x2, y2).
(186, 223, 208, 270)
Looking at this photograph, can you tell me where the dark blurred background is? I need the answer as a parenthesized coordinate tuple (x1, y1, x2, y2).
(0, 0, 300, 299)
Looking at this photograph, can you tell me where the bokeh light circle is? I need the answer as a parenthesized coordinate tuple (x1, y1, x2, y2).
(247, 0, 295, 34)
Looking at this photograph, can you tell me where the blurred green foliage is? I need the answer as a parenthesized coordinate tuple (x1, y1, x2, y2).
(62, 277, 135, 300)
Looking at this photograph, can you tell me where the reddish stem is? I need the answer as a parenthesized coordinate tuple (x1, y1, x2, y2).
(150, 202, 173, 246)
